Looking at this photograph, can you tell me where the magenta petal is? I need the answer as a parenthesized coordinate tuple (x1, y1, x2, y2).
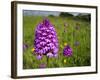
(36, 55, 42, 60)
(53, 53, 58, 58)
(63, 45, 72, 57)
(47, 52, 53, 58)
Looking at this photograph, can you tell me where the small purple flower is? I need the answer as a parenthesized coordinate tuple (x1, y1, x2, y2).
(23, 44, 28, 51)
(34, 18, 59, 59)
(39, 63, 46, 68)
(74, 41, 80, 46)
(53, 53, 58, 58)
(63, 45, 72, 57)
(36, 55, 42, 60)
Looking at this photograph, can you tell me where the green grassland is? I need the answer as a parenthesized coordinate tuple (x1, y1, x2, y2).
(23, 15, 91, 69)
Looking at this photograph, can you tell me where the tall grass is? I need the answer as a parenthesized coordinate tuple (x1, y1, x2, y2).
(23, 16, 91, 69)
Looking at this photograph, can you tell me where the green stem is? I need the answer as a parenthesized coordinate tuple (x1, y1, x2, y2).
(47, 57, 49, 67)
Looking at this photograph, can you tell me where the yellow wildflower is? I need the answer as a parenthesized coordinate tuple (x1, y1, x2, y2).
(64, 42, 67, 46)
(31, 48, 35, 52)
(64, 59, 67, 64)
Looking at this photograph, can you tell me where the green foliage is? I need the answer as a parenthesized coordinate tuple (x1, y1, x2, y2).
(76, 14, 91, 21)
(23, 15, 91, 69)
(59, 12, 74, 17)
(48, 15, 55, 17)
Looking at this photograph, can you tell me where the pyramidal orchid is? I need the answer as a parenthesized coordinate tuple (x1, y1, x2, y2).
(63, 45, 72, 57)
(34, 19, 59, 60)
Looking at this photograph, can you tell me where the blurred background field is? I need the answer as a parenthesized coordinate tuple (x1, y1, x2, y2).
(23, 11, 91, 69)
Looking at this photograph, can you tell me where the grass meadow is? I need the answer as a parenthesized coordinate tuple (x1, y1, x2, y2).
(23, 15, 91, 69)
